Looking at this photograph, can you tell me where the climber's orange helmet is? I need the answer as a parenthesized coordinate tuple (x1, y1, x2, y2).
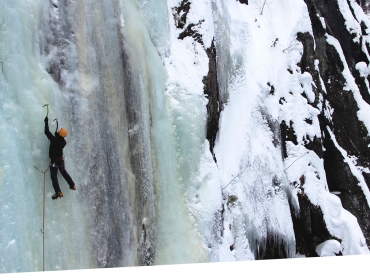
(58, 128, 68, 138)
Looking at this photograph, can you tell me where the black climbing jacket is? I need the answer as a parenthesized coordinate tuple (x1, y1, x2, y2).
(44, 119, 66, 163)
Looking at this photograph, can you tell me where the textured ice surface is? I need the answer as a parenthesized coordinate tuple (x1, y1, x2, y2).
(1, 0, 369, 273)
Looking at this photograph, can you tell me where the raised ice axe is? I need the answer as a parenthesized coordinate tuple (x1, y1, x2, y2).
(43, 104, 49, 117)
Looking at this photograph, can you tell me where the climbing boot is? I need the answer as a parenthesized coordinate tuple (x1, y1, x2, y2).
(70, 185, 76, 190)
(52, 192, 64, 200)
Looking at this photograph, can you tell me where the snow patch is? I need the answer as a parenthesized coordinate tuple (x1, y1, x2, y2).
(316, 240, 341, 256)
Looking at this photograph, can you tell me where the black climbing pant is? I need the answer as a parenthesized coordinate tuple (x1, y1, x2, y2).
(50, 157, 75, 193)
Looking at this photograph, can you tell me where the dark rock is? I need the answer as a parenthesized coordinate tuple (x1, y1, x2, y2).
(172, 0, 191, 29)
(174, 1, 204, 45)
(311, 0, 368, 67)
(280, 120, 298, 158)
(360, 21, 368, 35)
(302, 0, 370, 248)
(304, 118, 313, 125)
(178, 21, 204, 45)
(296, 32, 324, 107)
(203, 41, 221, 162)
(256, 233, 289, 259)
(289, 192, 336, 257)
(267, 82, 275, 95)
(353, 67, 370, 105)
(304, 136, 323, 159)
(323, 128, 370, 246)
(237, 0, 248, 5)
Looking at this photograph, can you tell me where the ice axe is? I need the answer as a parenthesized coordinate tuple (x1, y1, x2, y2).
(53, 118, 59, 132)
(43, 104, 49, 118)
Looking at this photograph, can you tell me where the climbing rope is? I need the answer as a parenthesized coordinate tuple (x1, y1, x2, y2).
(34, 165, 49, 272)
(283, 151, 308, 172)
(221, 163, 250, 191)
(33, 104, 53, 271)
(221, 151, 308, 192)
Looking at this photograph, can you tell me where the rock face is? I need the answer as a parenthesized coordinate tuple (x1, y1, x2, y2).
(203, 41, 221, 163)
(237, 0, 249, 5)
(290, 192, 336, 257)
(172, 0, 370, 258)
(173, 0, 221, 163)
(290, 0, 370, 253)
(360, 0, 370, 14)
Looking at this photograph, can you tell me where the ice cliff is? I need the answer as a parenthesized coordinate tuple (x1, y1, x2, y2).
(1, 0, 370, 272)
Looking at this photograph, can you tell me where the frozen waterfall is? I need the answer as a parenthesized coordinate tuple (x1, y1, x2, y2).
(1, 0, 369, 273)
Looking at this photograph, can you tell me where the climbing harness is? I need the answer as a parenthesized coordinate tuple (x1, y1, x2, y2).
(50, 156, 65, 169)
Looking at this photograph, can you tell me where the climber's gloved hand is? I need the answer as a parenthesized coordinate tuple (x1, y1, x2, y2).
(44, 116, 48, 123)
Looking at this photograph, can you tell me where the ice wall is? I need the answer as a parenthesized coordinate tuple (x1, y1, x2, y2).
(0, 0, 93, 272)
(0, 0, 209, 271)
(1, 0, 370, 274)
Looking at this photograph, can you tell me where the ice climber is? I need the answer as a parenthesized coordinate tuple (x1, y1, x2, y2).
(44, 116, 76, 200)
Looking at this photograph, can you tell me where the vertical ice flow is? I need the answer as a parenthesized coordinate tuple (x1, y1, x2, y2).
(0, 0, 208, 271)
(0, 0, 93, 272)
(1, 0, 369, 273)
